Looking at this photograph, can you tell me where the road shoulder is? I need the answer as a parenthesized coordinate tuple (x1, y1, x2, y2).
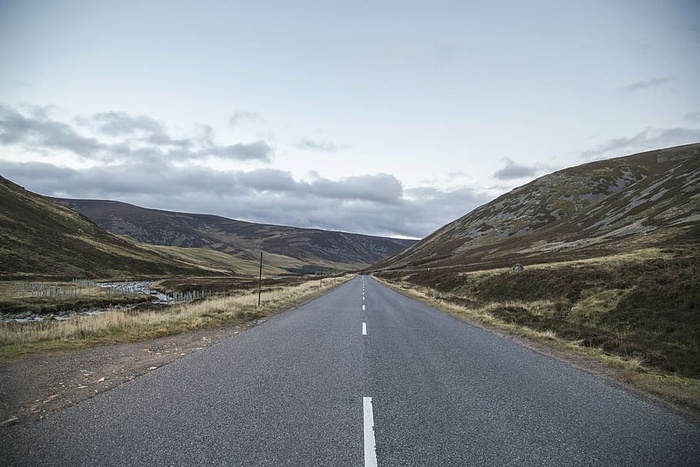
(0, 322, 252, 436)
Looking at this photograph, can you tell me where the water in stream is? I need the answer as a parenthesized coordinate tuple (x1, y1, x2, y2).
(1, 281, 173, 324)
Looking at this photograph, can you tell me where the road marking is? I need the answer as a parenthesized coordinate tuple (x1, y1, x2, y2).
(363, 397, 378, 467)
(362, 322, 367, 335)
(362, 304, 366, 311)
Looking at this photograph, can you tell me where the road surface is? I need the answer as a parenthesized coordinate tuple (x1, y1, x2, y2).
(1, 276, 699, 466)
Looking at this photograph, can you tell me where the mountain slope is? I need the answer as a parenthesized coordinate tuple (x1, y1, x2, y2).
(0, 176, 213, 279)
(374, 143, 700, 271)
(54, 199, 416, 271)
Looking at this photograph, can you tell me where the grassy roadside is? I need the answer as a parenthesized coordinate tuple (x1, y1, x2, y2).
(373, 272, 700, 414)
(0, 275, 352, 362)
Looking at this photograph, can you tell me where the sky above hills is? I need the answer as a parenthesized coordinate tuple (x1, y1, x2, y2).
(1, 0, 699, 239)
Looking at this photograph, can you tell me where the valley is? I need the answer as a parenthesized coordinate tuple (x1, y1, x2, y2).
(1, 143, 699, 435)
(53, 197, 416, 274)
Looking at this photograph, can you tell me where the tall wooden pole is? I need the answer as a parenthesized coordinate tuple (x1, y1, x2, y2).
(258, 251, 263, 306)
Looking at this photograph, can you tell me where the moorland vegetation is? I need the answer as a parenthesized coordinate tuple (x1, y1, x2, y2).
(373, 144, 700, 410)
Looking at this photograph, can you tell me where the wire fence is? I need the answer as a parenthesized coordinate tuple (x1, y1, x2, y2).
(8, 279, 213, 304)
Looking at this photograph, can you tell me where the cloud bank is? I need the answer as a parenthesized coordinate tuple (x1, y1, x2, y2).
(0, 104, 490, 238)
(0, 105, 273, 163)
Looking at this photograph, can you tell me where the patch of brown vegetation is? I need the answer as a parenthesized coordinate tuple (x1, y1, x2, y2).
(154, 274, 310, 295)
(377, 255, 700, 379)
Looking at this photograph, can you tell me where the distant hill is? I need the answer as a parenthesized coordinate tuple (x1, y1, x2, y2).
(373, 143, 700, 271)
(53, 199, 416, 272)
(0, 176, 212, 279)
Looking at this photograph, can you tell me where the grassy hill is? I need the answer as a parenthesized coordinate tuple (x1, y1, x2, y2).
(373, 143, 699, 271)
(373, 144, 700, 400)
(54, 198, 416, 272)
(0, 176, 212, 280)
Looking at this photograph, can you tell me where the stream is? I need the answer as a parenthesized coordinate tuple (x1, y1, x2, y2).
(1, 281, 174, 324)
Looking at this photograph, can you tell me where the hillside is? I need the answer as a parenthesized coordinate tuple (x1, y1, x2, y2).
(54, 199, 416, 271)
(0, 176, 212, 279)
(374, 143, 700, 271)
(372, 144, 700, 393)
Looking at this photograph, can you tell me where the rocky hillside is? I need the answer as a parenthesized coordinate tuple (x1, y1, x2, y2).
(54, 199, 416, 271)
(0, 176, 211, 279)
(374, 143, 700, 271)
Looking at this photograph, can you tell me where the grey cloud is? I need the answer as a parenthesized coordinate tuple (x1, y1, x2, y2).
(618, 77, 673, 93)
(212, 141, 273, 162)
(0, 104, 102, 156)
(582, 131, 650, 159)
(0, 104, 274, 164)
(310, 174, 403, 204)
(581, 127, 700, 161)
(0, 161, 80, 192)
(684, 111, 700, 122)
(144, 132, 192, 149)
(27, 105, 56, 121)
(198, 124, 216, 147)
(90, 112, 163, 135)
(235, 171, 404, 204)
(0, 160, 237, 198)
(406, 185, 483, 202)
(126, 148, 167, 165)
(301, 184, 490, 238)
(296, 138, 344, 153)
(236, 169, 298, 192)
(0, 159, 490, 239)
(405, 185, 491, 224)
(81, 166, 236, 197)
(493, 158, 537, 180)
(651, 127, 700, 143)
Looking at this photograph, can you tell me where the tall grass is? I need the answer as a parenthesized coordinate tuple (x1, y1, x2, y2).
(0, 275, 351, 360)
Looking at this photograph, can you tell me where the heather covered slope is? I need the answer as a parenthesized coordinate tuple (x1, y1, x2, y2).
(374, 143, 700, 271)
(0, 176, 209, 279)
(55, 199, 416, 271)
(372, 144, 700, 395)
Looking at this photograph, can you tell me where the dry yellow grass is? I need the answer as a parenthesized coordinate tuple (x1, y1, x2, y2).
(0, 281, 107, 299)
(0, 275, 352, 360)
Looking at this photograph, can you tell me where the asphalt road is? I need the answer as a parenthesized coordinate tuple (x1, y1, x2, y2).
(1, 276, 699, 466)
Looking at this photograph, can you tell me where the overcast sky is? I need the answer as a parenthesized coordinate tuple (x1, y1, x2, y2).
(1, 0, 699, 239)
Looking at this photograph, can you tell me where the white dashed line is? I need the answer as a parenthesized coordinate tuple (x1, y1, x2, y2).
(362, 304, 366, 311)
(362, 322, 367, 335)
(363, 397, 378, 467)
